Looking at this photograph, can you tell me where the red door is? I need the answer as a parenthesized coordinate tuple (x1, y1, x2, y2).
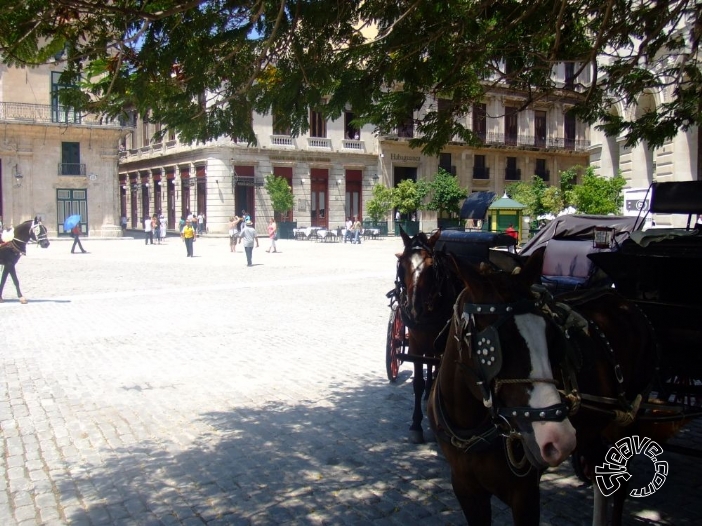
(310, 173, 328, 228)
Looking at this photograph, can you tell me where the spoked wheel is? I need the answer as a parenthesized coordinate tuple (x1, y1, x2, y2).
(386, 303, 406, 382)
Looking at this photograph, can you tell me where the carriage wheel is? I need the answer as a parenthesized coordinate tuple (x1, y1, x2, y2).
(386, 304, 405, 382)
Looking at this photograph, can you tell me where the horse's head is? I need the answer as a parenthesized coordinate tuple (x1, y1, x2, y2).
(449, 251, 576, 469)
(30, 221, 51, 249)
(395, 228, 454, 328)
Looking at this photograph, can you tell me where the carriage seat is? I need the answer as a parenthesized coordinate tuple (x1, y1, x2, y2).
(541, 239, 607, 294)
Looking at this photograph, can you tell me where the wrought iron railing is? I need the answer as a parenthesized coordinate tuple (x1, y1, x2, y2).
(0, 102, 125, 127)
(58, 163, 86, 176)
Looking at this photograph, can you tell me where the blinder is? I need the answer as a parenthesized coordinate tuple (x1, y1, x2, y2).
(455, 295, 572, 426)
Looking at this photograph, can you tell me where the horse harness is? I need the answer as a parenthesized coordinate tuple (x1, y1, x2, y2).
(0, 222, 48, 258)
(432, 286, 579, 456)
(540, 287, 658, 426)
(390, 236, 458, 332)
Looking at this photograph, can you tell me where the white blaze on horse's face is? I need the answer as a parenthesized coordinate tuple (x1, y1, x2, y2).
(514, 313, 576, 467)
(409, 252, 427, 316)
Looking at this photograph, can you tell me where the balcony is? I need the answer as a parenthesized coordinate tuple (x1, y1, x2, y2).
(58, 163, 86, 176)
(505, 168, 521, 181)
(473, 166, 490, 180)
(341, 139, 365, 152)
(0, 102, 125, 127)
(271, 135, 295, 147)
(473, 131, 590, 151)
(307, 137, 332, 149)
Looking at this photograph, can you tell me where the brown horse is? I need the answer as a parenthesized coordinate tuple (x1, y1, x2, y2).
(393, 228, 523, 443)
(427, 248, 660, 525)
(0, 219, 50, 303)
(427, 251, 577, 525)
(393, 228, 464, 443)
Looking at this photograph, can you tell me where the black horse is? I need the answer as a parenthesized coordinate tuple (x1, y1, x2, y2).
(0, 219, 50, 304)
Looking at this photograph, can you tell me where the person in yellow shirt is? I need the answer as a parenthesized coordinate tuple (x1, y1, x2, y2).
(181, 219, 196, 257)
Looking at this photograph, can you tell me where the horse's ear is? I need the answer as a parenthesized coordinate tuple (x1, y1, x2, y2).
(427, 229, 441, 248)
(399, 226, 411, 247)
(518, 247, 546, 285)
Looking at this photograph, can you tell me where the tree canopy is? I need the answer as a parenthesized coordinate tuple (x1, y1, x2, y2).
(423, 168, 467, 219)
(1, 1, 699, 154)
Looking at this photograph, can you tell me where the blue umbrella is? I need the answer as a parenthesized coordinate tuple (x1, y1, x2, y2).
(63, 214, 81, 231)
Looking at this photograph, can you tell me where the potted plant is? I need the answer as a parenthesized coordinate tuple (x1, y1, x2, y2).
(364, 183, 393, 236)
(264, 174, 295, 239)
(392, 178, 426, 235)
(425, 168, 467, 230)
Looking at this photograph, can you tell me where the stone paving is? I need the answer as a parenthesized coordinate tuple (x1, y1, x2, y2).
(1, 234, 701, 525)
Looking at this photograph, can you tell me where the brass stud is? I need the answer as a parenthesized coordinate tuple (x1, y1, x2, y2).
(539, 411, 546, 418)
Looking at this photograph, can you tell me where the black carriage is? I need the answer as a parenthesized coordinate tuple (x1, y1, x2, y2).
(520, 180, 702, 430)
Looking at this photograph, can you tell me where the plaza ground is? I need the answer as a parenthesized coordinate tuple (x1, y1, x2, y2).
(1, 235, 701, 525)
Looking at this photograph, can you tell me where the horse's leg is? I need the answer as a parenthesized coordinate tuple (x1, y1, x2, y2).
(422, 364, 436, 442)
(592, 483, 609, 526)
(507, 472, 541, 526)
(8, 266, 27, 304)
(610, 481, 629, 526)
(452, 478, 492, 526)
(0, 266, 9, 303)
(409, 360, 426, 444)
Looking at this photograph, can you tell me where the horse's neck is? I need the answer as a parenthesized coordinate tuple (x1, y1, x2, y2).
(437, 343, 491, 429)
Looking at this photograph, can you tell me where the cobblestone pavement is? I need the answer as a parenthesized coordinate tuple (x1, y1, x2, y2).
(1, 234, 701, 525)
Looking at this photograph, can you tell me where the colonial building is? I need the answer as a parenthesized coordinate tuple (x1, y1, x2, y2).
(0, 61, 128, 236)
(119, 61, 590, 235)
(589, 14, 699, 228)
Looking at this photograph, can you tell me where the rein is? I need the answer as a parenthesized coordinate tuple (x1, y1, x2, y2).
(1, 222, 48, 257)
(432, 285, 574, 463)
(394, 237, 458, 331)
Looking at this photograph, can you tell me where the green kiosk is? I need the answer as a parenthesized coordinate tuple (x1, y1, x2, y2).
(487, 193, 527, 243)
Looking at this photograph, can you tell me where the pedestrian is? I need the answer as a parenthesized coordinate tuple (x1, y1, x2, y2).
(239, 218, 259, 266)
(352, 216, 363, 244)
(197, 212, 205, 235)
(120, 215, 127, 233)
(70, 222, 87, 254)
(144, 216, 153, 245)
(178, 216, 186, 233)
(229, 215, 242, 252)
(395, 210, 400, 222)
(344, 217, 354, 243)
(505, 223, 518, 253)
(266, 218, 278, 253)
(152, 214, 160, 244)
(159, 214, 167, 243)
(181, 218, 196, 257)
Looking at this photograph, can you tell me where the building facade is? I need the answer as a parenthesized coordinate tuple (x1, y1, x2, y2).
(119, 62, 590, 235)
(0, 62, 128, 236)
(589, 13, 699, 228)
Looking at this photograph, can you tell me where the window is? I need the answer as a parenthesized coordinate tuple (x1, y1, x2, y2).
(310, 109, 326, 138)
(51, 72, 80, 123)
(141, 115, 150, 147)
(505, 157, 520, 180)
(344, 111, 359, 139)
(273, 106, 291, 135)
(61, 142, 82, 175)
(473, 155, 489, 179)
(397, 111, 414, 138)
(505, 107, 518, 145)
(535, 110, 547, 148)
(438, 97, 454, 114)
(564, 63, 575, 90)
(472, 103, 486, 141)
(564, 111, 576, 150)
(535, 158, 549, 181)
